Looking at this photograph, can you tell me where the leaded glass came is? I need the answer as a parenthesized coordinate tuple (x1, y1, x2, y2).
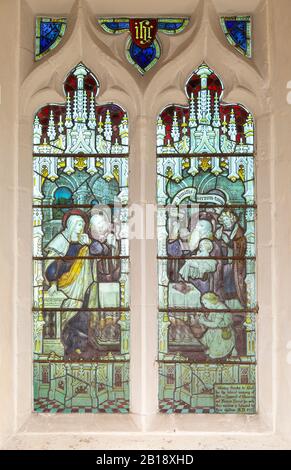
(157, 63, 256, 414)
(33, 63, 130, 413)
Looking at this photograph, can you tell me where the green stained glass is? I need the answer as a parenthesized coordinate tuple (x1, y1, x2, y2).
(33, 64, 130, 413)
(157, 157, 255, 205)
(34, 361, 129, 413)
(159, 363, 256, 414)
(157, 63, 256, 414)
(158, 311, 256, 362)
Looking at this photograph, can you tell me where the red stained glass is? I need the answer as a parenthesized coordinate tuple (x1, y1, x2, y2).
(64, 70, 99, 96)
(157, 63, 256, 415)
(157, 63, 254, 153)
(33, 63, 130, 414)
(186, 72, 223, 99)
(34, 64, 127, 151)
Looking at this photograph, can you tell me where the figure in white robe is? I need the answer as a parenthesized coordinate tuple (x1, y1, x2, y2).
(179, 239, 217, 282)
(45, 214, 93, 331)
(198, 292, 236, 359)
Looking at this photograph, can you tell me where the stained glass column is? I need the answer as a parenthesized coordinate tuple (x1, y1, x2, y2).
(32, 63, 130, 413)
(157, 63, 257, 414)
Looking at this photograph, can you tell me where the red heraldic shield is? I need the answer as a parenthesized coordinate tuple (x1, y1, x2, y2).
(129, 18, 158, 48)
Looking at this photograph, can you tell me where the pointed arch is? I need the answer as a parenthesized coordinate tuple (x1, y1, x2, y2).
(157, 63, 256, 414)
(32, 63, 130, 413)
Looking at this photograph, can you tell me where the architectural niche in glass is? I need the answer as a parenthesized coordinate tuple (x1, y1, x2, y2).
(33, 63, 130, 413)
(157, 63, 256, 414)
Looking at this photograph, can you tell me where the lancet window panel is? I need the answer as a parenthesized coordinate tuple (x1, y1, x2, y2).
(157, 63, 256, 414)
(32, 63, 130, 414)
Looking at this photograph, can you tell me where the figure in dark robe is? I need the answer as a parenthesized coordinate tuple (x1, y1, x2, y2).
(216, 210, 247, 307)
(86, 210, 121, 349)
(167, 214, 222, 296)
(44, 210, 92, 358)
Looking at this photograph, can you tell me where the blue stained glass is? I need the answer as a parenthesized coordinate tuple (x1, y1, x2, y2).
(35, 17, 67, 60)
(98, 17, 189, 73)
(54, 187, 73, 205)
(220, 16, 251, 58)
(129, 42, 157, 70)
(39, 22, 63, 53)
(225, 20, 247, 52)
(157, 18, 189, 35)
(102, 21, 129, 32)
(158, 21, 184, 31)
(156, 63, 256, 414)
(32, 64, 130, 413)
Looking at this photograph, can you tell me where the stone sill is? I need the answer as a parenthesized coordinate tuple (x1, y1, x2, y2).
(3, 411, 287, 450)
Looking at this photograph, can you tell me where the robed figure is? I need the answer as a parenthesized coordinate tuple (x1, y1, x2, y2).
(44, 210, 92, 356)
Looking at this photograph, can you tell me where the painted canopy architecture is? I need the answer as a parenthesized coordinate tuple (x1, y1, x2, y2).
(33, 63, 130, 413)
(157, 63, 256, 414)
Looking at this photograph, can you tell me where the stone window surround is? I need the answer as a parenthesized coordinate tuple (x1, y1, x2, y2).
(0, 0, 290, 450)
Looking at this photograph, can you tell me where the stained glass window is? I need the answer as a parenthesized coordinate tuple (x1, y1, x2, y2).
(220, 16, 252, 58)
(35, 17, 67, 61)
(33, 63, 130, 413)
(157, 63, 256, 414)
(98, 18, 189, 74)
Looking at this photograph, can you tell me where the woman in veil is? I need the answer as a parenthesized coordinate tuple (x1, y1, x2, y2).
(44, 210, 93, 354)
